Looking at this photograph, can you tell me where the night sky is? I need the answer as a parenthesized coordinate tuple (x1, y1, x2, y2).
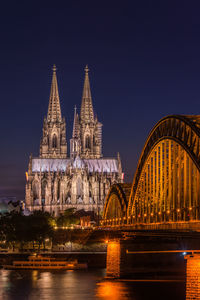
(1, 1, 200, 200)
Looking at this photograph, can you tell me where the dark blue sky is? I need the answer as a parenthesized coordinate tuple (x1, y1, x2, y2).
(1, 0, 200, 199)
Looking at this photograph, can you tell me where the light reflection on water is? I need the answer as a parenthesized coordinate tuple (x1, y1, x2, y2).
(0, 269, 185, 300)
(96, 281, 129, 300)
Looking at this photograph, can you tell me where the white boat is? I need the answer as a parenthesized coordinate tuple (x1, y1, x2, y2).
(3, 254, 87, 270)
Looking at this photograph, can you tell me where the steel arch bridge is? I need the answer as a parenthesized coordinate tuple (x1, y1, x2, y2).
(102, 115, 200, 229)
(103, 183, 131, 225)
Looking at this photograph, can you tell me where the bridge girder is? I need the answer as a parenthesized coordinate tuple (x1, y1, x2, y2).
(103, 183, 131, 223)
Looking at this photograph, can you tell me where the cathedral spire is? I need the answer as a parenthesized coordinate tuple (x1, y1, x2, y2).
(40, 65, 67, 158)
(72, 105, 79, 138)
(47, 65, 62, 123)
(70, 105, 81, 159)
(80, 65, 94, 123)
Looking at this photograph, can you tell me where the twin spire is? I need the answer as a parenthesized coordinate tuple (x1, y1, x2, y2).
(45, 64, 102, 159)
(47, 64, 95, 126)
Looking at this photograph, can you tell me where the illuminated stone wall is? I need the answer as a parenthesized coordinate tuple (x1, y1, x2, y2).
(106, 240, 121, 278)
(185, 254, 200, 300)
(106, 240, 131, 278)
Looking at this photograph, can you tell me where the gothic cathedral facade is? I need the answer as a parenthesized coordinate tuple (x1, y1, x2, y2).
(25, 66, 123, 215)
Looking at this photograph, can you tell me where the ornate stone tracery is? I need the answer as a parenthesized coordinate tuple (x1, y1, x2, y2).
(25, 66, 122, 215)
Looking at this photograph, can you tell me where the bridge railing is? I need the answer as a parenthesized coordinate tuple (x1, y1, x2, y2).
(101, 218, 200, 231)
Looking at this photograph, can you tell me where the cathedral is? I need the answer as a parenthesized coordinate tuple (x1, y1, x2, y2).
(25, 65, 123, 216)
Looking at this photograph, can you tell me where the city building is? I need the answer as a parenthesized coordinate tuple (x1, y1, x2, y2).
(25, 65, 123, 215)
(0, 197, 21, 214)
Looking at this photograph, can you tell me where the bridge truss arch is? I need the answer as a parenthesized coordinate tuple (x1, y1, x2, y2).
(127, 115, 200, 225)
(103, 183, 131, 226)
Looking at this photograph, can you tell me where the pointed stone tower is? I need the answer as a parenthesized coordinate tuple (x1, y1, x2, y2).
(40, 65, 67, 158)
(79, 65, 102, 158)
(70, 106, 81, 159)
(80, 65, 94, 123)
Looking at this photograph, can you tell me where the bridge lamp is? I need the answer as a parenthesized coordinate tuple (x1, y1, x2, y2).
(105, 240, 109, 244)
(182, 252, 187, 256)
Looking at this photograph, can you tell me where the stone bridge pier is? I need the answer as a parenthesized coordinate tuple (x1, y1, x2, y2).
(106, 239, 200, 299)
(185, 254, 200, 300)
(106, 239, 132, 278)
(105, 234, 200, 279)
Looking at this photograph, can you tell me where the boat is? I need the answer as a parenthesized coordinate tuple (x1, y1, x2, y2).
(3, 254, 87, 270)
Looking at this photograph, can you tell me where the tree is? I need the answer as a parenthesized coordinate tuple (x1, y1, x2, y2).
(56, 208, 79, 227)
(0, 210, 54, 251)
(28, 210, 54, 250)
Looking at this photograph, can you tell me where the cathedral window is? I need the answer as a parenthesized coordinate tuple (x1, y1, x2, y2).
(52, 134, 57, 148)
(89, 191, 94, 204)
(57, 180, 60, 200)
(66, 192, 71, 204)
(85, 135, 91, 149)
(77, 177, 82, 198)
(41, 180, 47, 200)
(33, 180, 39, 201)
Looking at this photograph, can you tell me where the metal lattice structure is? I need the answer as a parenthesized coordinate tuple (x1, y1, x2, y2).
(103, 183, 131, 224)
(103, 115, 200, 228)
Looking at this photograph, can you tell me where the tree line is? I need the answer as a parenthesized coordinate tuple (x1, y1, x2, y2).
(0, 209, 79, 250)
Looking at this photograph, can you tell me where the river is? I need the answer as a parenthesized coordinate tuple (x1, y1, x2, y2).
(0, 269, 185, 300)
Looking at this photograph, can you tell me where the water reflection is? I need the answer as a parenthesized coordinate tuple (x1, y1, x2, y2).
(0, 269, 185, 300)
(38, 271, 53, 288)
(96, 281, 129, 300)
(31, 270, 38, 289)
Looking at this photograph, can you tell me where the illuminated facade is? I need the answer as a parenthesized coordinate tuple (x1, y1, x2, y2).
(25, 66, 122, 215)
(103, 115, 200, 229)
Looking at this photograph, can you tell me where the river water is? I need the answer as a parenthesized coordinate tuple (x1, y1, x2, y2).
(0, 269, 185, 300)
